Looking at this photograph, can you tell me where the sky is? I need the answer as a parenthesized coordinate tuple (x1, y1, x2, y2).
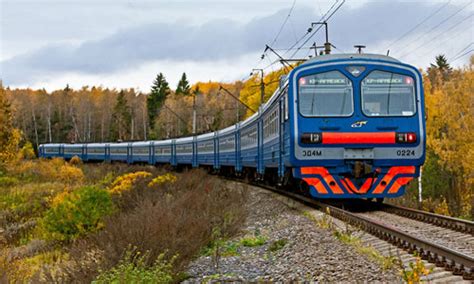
(0, 0, 473, 92)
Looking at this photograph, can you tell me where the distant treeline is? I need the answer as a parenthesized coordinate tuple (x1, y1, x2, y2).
(3, 69, 286, 146)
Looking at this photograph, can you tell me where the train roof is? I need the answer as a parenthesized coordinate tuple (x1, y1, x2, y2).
(300, 53, 400, 67)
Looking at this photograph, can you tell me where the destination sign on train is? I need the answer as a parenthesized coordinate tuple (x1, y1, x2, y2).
(299, 78, 347, 85)
(364, 77, 413, 85)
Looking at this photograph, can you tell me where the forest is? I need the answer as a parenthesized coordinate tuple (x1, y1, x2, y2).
(1, 55, 473, 219)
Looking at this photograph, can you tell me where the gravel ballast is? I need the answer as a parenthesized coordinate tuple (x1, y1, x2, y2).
(184, 183, 401, 282)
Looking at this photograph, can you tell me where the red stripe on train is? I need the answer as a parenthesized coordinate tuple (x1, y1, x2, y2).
(322, 132, 396, 144)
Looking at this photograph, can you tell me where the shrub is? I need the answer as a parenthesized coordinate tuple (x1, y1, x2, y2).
(108, 171, 152, 195)
(66, 170, 247, 281)
(42, 186, 114, 241)
(18, 142, 36, 160)
(57, 164, 85, 184)
(93, 248, 175, 284)
(147, 173, 177, 187)
(69, 155, 82, 165)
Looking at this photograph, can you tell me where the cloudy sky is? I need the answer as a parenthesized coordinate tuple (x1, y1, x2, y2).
(1, 0, 472, 91)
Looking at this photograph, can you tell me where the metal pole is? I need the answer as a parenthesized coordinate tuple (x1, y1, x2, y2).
(418, 166, 423, 204)
(192, 93, 196, 134)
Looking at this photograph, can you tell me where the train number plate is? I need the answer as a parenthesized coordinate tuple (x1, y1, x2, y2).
(344, 148, 374, 159)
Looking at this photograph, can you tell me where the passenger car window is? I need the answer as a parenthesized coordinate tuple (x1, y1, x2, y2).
(361, 70, 416, 116)
(298, 70, 353, 117)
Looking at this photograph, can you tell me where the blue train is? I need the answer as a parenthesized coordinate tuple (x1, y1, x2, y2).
(39, 54, 426, 199)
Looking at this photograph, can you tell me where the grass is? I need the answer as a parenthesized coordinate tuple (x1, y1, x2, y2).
(240, 235, 267, 247)
(303, 209, 396, 270)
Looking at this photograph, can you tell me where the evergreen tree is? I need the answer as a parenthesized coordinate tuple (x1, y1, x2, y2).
(176, 72, 191, 96)
(111, 91, 132, 141)
(147, 73, 170, 129)
(429, 54, 453, 81)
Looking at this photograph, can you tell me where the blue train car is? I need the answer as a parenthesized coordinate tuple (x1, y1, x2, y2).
(39, 53, 425, 200)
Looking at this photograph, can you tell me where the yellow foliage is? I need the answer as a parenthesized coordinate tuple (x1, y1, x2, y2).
(147, 173, 177, 187)
(424, 64, 474, 217)
(240, 66, 289, 118)
(57, 164, 85, 184)
(0, 128, 21, 168)
(108, 171, 152, 194)
(18, 141, 36, 160)
(433, 198, 451, 216)
(400, 254, 431, 284)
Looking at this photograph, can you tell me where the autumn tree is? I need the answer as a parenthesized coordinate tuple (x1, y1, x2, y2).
(0, 83, 20, 170)
(423, 56, 473, 217)
(148, 73, 170, 130)
(176, 72, 191, 96)
(110, 91, 132, 141)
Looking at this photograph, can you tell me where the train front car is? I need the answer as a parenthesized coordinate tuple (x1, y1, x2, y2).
(288, 54, 425, 199)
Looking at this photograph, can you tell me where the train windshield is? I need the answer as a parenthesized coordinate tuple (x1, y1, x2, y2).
(298, 71, 353, 117)
(361, 71, 416, 117)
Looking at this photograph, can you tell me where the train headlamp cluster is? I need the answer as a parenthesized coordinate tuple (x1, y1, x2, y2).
(396, 132, 417, 144)
(301, 133, 322, 144)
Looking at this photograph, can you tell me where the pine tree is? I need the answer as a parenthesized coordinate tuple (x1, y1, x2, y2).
(176, 72, 191, 96)
(111, 91, 132, 141)
(147, 73, 170, 129)
(429, 55, 453, 81)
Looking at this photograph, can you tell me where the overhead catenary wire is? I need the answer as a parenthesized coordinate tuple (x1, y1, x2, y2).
(450, 49, 474, 63)
(450, 42, 474, 60)
(269, 0, 298, 47)
(421, 24, 473, 57)
(384, 0, 452, 51)
(281, 0, 341, 58)
(399, 11, 473, 59)
(288, 0, 345, 60)
(398, 1, 472, 56)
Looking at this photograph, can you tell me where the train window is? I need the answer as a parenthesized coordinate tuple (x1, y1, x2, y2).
(361, 71, 416, 117)
(298, 71, 353, 117)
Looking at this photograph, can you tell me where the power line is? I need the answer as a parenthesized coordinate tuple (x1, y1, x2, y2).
(397, 1, 472, 58)
(451, 49, 473, 63)
(385, 0, 451, 51)
(451, 42, 474, 59)
(282, 0, 340, 58)
(289, 0, 345, 59)
(399, 12, 473, 59)
(270, 0, 297, 47)
(422, 24, 472, 57)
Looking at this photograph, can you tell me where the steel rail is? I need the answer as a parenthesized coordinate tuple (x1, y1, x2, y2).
(251, 182, 474, 280)
(381, 203, 474, 235)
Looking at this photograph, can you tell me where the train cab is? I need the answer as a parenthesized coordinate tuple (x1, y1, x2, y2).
(288, 54, 426, 198)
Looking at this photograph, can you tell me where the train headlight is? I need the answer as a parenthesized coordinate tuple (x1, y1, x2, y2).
(396, 132, 417, 144)
(301, 132, 322, 144)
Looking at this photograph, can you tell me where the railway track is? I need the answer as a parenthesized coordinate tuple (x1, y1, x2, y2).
(244, 181, 474, 281)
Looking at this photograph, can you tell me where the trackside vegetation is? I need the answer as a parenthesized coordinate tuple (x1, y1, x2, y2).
(0, 150, 247, 282)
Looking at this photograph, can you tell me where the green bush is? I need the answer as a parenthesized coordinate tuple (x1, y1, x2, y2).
(93, 249, 175, 284)
(42, 186, 114, 241)
(240, 235, 266, 247)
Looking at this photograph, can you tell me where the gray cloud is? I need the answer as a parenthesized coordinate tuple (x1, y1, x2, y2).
(1, 1, 470, 85)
